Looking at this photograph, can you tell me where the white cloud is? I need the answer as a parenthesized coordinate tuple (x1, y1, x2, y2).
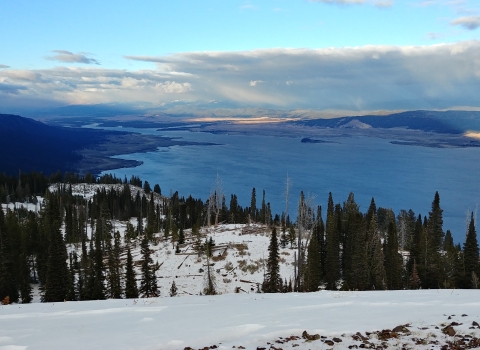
(2, 41, 480, 111)
(374, 0, 393, 8)
(46, 50, 100, 65)
(451, 16, 480, 30)
(0, 64, 9, 69)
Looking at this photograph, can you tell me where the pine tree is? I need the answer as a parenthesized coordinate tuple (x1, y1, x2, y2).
(324, 193, 340, 290)
(170, 280, 178, 297)
(139, 235, 159, 298)
(423, 191, 444, 288)
(366, 212, 386, 290)
(91, 231, 106, 300)
(384, 222, 403, 290)
(18, 252, 32, 303)
(410, 259, 420, 289)
(304, 229, 322, 292)
(263, 227, 282, 293)
(124, 247, 139, 298)
(463, 212, 479, 288)
(44, 223, 70, 301)
(250, 188, 256, 222)
(203, 255, 216, 295)
(0, 209, 17, 303)
(106, 232, 122, 299)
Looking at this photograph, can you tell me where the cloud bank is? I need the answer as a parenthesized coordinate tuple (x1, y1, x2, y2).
(46, 50, 100, 65)
(1, 41, 480, 111)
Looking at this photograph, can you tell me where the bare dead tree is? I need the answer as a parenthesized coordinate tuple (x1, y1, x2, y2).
(208, 174, 224, 227)
(295, 191, 316, 292)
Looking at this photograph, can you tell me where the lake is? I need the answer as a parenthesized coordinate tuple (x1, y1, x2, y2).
(99, 126, 480, 243)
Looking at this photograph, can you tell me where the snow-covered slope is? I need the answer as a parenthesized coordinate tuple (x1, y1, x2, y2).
(2, 290, 480, 349)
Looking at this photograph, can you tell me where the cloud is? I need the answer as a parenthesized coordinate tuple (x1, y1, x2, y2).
(0, 82, 27, 95)
(0, 64, 9, 69)
(249, 80, 263, 87)
(46, 50, 100, 65)
(451, 16, 480, 30)
(374, 0, 393, 8)
(427, 32, 445, 40)
(3, 41, 480, 111)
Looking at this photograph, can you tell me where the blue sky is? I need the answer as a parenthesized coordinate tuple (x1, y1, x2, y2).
(1, 0, 479, 112)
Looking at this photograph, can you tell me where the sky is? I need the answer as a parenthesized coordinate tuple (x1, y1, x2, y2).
(0, 0, 479, 113)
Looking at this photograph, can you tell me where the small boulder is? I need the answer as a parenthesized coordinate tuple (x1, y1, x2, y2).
(302, 330, 320, 341)
(442, 325, 456, 336)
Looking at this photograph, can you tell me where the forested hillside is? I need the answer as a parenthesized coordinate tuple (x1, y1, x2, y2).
(1, 171, 479, 305)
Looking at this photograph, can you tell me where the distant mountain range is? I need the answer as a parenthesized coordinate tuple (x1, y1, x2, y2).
(2, 109, 480, 176)
(294, 110, 480, 134)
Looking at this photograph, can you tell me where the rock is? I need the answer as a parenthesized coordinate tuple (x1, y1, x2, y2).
(472, 321, 480, 327)
(392, 325, 409, 333)
(333, 337, 342, 343)
(462, 314, 468, 317)
(183, 347, 193, 350)
(256, 347, 266, 350)
(324, 340, 335, 346)
(442, 325, 456, 336)
(302, 330, 320, 341)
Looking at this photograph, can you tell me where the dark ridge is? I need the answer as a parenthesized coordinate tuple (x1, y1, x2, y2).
(0, 114, 117, 175)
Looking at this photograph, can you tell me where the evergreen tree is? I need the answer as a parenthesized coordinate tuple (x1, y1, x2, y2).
(106, 232, 122, 299)
(90, 231, 106, 300)
(203, 255, 216, 295)
(263, 227, 282, 293)
(139, 235, 159, 298)
(43, 224, 70, 302)
(384, 222, 403, 290)
(324, 193, 340, 290)
(170, 280, 178, 297)
(427, 191, 444, 252)
(250, 188, 256, 222)
(463, 212, 479, 288)
(304, 228, 322, 292)
(18, 252, 32, 303)
(410, 259, 420, 289)
(366, 213, 386, 290)
(125, 247, 139, 298)
(0, 209, 17, 303)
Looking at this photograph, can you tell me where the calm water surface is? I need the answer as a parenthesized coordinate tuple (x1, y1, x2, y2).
(100, 127, 480, 243)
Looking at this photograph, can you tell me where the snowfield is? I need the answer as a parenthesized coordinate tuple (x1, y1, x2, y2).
(1, 290, 480, 349)
(3, 185, 480, 349)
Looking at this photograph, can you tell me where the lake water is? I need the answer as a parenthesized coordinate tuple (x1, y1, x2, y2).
(100, 127, 480, 243)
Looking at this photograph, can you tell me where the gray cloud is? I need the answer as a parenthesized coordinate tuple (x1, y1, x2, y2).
(0, 64, 9, 69)
(0, 83, 27, 95)
(451, 16, 480, 30)
(124, 41, 480, 110)
(46, 50, 100, 65)
(2, 41, 480, 111)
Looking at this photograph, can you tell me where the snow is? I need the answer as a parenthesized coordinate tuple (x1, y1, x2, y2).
(3, 185, 480, 349)
(1, 290, 480, 349)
